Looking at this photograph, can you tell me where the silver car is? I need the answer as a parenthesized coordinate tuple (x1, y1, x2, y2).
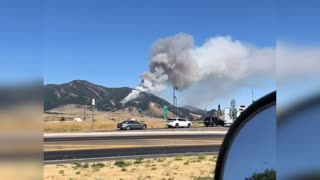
(117, 120, 147, 130)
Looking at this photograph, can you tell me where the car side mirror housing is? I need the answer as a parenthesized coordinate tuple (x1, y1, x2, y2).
(214, 91, 276, 180)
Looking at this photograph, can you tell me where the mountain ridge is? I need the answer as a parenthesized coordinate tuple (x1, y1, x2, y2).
(44, 80, 212, 120)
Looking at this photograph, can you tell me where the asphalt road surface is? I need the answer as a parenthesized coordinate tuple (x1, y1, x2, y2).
(44, 127, 227, 163)
(97, 126, 229, 132)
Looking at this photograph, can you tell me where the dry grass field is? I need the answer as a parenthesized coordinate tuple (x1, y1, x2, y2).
(44, 119, 167, 133)
(44, 154, 216, 180)
(44, 105, 204, 133)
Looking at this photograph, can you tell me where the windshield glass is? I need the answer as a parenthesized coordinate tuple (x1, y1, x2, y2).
(40, 1, 276, 179)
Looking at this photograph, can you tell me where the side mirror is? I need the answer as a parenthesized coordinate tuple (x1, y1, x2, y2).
(214, 91, 276, 180)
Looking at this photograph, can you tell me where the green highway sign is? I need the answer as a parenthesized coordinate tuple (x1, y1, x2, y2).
(163, 105, 168, 119)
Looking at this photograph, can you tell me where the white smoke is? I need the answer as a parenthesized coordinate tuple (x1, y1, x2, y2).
(277, 42, 320, 109)
(121, 33, 275, 105)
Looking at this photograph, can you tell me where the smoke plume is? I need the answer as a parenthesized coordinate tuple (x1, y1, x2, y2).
(121, 33, 275, 105)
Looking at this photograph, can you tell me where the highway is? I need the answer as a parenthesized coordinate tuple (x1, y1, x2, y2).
(44, 127, 228, 163)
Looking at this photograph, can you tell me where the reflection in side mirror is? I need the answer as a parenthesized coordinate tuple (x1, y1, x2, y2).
(215, 91, 276, 180)
(278, 96, 320, 179)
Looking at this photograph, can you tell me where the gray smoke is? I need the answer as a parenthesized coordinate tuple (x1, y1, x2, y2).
(121, 33, 275, 105)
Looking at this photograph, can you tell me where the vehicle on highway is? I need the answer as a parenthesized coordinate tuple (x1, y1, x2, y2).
(224, 108, 234, 125)
(204, 116, 225, 127)
(224, 105, 246, 126)
(117, 120, 147, 130)
(167, 118, 192, 128)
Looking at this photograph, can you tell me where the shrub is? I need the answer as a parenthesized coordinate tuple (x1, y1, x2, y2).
(72, 162, 82, 170)
(245, 169, 276, 180)
(91, 163, 105, 171)
(197, 154, 206, 160)
(60, 117, 65, 121)
(91, 163, 105, 168)
(157, 158, 165, 162)
(59, 170, 64, 175)
(174, 155, 183, 161)
(121, 167, 127, 171)
(134, 158, 143, 164)
(114, 160, 130, 168)
(82, 163, 89, 168)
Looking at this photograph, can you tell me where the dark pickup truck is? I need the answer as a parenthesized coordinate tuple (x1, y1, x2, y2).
(204, 117, 225, 127)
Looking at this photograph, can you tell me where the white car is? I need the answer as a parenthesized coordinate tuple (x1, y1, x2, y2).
(73, 118, 83, 122)
(167, 118, 192, 128)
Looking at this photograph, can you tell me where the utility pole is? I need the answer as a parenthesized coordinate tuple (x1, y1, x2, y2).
(172, 87, 176, 118)
(175, 94, 178, 113)
(172, 87, 178, 118)
(91, 99, 95, 131)
(231, 99, 237, 121)
(83, 103, 86, 121)
(252, 88, 254, 104)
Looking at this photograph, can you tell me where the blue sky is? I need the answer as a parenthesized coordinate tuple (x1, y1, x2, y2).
(43, 0, 277, 108)
(43, 0, 276, 86)
(0, 1, 43, 84)
(5, 0, 319, 109)
(277, 0, 320, 44)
